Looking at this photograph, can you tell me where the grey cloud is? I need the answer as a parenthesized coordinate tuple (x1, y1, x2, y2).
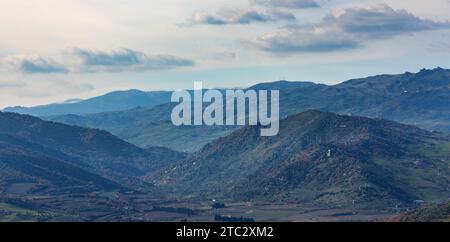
(71, 48, 195, 72)
(189, 9, 296, 25)
(255, 0, 319, 9)
(4, 48, 195, 74)
(324, 4, 450, 39)
(250, 31, 359, 53)
(7, 56, 68, 74)
(268, 10, 298, 21)
(251, 4, 450, 54)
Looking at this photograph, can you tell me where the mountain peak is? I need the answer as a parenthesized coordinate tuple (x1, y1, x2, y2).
(340, 67, 450, 92)
(419, 66, 447, 73)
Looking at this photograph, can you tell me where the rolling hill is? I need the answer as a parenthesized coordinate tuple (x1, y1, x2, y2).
(45, 67, 450, 152)
(0, 111, 187, 221)
(0, 111, 185, 191)
(153, 111, 450, 208)
(0, 135, 123, 195)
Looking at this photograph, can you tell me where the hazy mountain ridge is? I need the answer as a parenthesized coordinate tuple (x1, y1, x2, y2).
(45, 67, 450, 152)
(279, 67, 450, 131)
(3, 89, 172, 116)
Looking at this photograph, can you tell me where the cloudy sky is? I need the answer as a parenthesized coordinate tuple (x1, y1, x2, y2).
(1, 0, 450, 108)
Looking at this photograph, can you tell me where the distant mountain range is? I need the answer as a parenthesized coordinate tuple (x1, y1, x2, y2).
(278, 67, 450, 132)
(2, 82, 316, 118)
(42, 67, 450, 152)
(3, 90, 172, 116)
(154, 111, 450, 208)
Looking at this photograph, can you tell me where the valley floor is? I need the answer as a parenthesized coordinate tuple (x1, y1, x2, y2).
(155, 202, 395, 222)
(0, 193, 396, 222)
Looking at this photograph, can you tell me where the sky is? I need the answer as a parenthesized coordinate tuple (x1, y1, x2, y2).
(1, 0, 450, 108)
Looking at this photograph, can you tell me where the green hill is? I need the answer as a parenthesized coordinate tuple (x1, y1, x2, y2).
(0, 112, 185, 192)
(154, 111, 450, 208)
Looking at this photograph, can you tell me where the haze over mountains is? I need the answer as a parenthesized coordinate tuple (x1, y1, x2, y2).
(3, 90, 172, 116)
(28, 67, 450, 152)
(278, 67, 450, 132)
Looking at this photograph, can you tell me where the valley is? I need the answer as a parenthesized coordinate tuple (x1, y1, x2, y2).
(1, 68, 450, 222)
(0, 194, 396, 222)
